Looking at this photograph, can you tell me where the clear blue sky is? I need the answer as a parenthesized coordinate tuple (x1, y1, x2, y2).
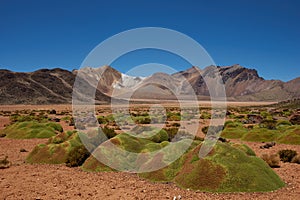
(0, 0, 299, 81)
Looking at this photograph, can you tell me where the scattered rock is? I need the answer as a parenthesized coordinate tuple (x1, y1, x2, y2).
(20, 148, 28, 152)
(290, 114, 300, 125)
(0, 132, 6, 138)
(0, 156, 11, 169)
(49, 109, 57, 114)
(218, 137, 228, 143)
(260, 142, 276, 149)
(51, 118, 61, 122)
(247, 114, 263, 124)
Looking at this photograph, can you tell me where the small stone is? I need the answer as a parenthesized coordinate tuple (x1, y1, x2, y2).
(20, 148, 28, 152)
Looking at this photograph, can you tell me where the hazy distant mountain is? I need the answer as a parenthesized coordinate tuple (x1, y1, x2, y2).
(0, 65, 299, 104)
(132, 64, 300, 101)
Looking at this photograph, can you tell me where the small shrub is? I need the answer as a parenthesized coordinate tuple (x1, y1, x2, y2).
(224, 121, 243, 128)
(66, 145, 91, 167)
(10, 113, 49, 123)
(61, 116, 71, 121)
(261, 154, 280, 168)
(201, 126, 209, 134)
(167, 112, 181, 121)
(171, 122, 180, 127)
(290, 114, 300, 125)
(134, 116, 151, 124)
(102, 126, 117, 139)
(69, 117, 75, 126)
(49, 109, 56, 114)
(46, 122, 63, 132)
(149, 129, 169, 143)
(276, 120, 292, 127)
(278, 149, 297, 162)
(0, 156, 11, 169)
(97, 116, 108, 124)
(164, 127, 179, 141)
(0, 132, 6, 138)
(259, 119, 277, 130)
(200, 111, 211, 119)
(291, 155, 300, 164)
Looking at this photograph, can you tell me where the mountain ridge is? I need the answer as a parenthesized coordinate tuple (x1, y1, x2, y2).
(0, 65, 299, 104)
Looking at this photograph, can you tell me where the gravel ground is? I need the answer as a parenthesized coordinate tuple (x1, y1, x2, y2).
(1, 137, 300, 200)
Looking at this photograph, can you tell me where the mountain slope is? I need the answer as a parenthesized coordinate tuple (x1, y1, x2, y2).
(0, 65, 299, 104)
(0, 68, 111, 104)
(172, 65, 297, 101)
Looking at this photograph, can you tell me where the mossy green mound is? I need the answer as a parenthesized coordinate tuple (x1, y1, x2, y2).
(82, 132, 174, 172)
(83, 132, 284, 192)
(230, 143, 256, 156)
(277, 125, 300, 145)
(221, 121, 248, 139)
(221, 121, 300, 144)
(242, 128, 280, 142)
(26, 131, 82, 164)
(140, 142, 284, 192)
(81, 155, 114, 172)
(130, 126, 169, 143)
(2, 121, 63, 139)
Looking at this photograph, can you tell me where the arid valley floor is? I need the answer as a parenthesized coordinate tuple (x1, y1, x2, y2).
(0, 103, 300, 200)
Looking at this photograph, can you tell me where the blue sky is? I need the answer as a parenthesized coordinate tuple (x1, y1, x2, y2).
(0, 0, 299, 81)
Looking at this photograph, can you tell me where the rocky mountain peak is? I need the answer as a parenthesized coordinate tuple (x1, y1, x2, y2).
(0, 65, 299, 104)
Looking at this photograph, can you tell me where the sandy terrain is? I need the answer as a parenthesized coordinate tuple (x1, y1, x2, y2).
(0, 101, 276, 111)
(1, 137, 300, 200)
(0, 116, 9, 131)
(1, 103, 300, 199)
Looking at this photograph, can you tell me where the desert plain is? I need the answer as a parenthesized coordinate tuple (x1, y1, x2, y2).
(0, 101, 300, 200)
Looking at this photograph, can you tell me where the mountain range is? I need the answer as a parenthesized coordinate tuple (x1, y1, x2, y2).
(0, 64, 299, 104)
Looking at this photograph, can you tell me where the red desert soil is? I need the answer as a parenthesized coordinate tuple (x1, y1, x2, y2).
(0, 101, 276, 111)
(0, 116, 9, 131)
(1, 104, 300, 199)
(1, 139, 300, 199)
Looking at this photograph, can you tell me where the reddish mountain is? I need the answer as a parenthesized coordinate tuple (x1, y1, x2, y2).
(0, 65, 299, 104)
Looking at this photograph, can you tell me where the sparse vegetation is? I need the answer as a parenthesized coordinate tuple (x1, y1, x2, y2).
(101, 126, 116, 138)
(10, 113, 49, 123)
(2, 103, 298, 194)
(221, 121, 247, 139)
(259, 119, 277, 130)
(2, 121, 63, 139)
(278, 149, 297, 163)
(167, 112, 181, 121)
(26, 131, 82, 164)
(66, 145, 91, 167)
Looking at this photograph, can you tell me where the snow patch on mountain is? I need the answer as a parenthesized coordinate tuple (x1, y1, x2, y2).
(113, 73, 145, 89)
